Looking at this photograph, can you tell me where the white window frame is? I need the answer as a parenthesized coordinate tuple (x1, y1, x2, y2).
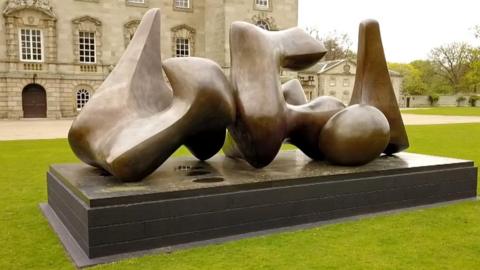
(255, 0, 269, 9)
(78, 31, 96, 64)
(76, 89, 91, 111)
(175, 0, 190, 9)
(18, 28, 44, 63)
(175, 38, 190, 57)
(128, 0, 145, 3)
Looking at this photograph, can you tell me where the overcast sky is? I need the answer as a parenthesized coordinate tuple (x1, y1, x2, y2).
(298, 0, 479, 63)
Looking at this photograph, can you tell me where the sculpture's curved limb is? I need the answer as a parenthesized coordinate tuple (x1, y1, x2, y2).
(68, 9, 234, 181)
(286, 96, 346, 160)
(227, 22, 327, 168)
(281, 78, 345, 160)
(350, 19, 409, 154)
(282, 79, 308, 106)
(163, 57, 236, 162)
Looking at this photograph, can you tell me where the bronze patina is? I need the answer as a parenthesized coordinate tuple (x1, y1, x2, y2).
(68, 8, 408, 181)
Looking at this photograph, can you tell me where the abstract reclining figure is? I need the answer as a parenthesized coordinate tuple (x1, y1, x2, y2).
(223, 21, 345, 167)
(68, 8, 408, 181)
(68, 9, 235, 181)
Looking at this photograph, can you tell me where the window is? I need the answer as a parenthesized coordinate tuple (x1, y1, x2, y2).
(175, 0, 190, 8)
(19, 29, 43, 62)
(128, 0, 145, 3)
(76, 89, 90, 111)
(79, 31, 96, 63)
(329, 77, 336, 87)
(343, 78, 350, 87)
(172, 24, 195, 57)
(256, 20, 270, 30)
(175, 38, 190, 57)
(255, 0, 269, 8)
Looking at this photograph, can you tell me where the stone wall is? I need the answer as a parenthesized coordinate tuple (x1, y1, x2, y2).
(1, 76, 103, 118)
(400, 95, 480, 108)
(0, 78, 6, 118)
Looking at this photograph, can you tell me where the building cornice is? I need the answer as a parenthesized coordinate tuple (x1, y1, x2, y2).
(3, 0, 56, 19)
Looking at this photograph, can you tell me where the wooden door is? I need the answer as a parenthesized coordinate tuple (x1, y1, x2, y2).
(22, 84, 46, 118)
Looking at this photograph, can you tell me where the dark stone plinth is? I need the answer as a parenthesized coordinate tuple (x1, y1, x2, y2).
(42, 151, 477, 267)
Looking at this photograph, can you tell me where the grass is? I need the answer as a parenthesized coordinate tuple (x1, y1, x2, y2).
(0, 124, 479, 269)
(402, 107, 480, 116)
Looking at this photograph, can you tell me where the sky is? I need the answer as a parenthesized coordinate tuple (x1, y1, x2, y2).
(298, 0, 479, 63)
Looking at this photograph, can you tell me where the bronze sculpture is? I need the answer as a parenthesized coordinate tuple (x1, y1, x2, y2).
(350, 19, 409, 154)
(68, 8, 408, 181)
(68, 9, 235, 181)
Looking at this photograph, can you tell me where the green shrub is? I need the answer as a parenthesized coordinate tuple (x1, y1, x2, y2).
(456, 96, 467, 106)
(428, 94, 439, 106)
(469, 95, 479, 107)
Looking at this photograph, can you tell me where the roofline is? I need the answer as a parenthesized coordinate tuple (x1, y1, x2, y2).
(317, 59, 356, 74)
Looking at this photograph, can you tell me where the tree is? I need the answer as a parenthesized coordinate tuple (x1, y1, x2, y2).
(429, 42, 475, 93)
(410, 60, 453, 94)
(462, 51, 480, 93)
(388, 60, 453, 95)
(388, 63, 426, 95)
(462, 27, 480, 92)
(305, 27, 355, 61)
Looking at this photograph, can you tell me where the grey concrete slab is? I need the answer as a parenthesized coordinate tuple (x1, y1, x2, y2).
(40, 198, 479, 269)
(49, 151, 473, 207)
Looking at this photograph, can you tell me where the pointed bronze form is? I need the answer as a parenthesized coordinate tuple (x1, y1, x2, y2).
(349, 19, 409, 154)
(68, 9, 235, 181)
(226, 22, 327, 168)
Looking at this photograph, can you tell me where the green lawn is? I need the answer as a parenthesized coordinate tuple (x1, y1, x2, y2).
(402, 107, 480, 116)
(0, 124, 479, 270)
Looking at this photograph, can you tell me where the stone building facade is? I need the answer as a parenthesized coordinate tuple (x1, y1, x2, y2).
(0, 0, 298, 119)
(298, 59, 403, 105)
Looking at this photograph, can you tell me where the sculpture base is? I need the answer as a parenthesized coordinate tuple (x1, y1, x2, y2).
(42, 151, 477, 268)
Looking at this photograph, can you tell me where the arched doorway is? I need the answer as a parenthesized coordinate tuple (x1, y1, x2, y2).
(22, 84, 47, 118)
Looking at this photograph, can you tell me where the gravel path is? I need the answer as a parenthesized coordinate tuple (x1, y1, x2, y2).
(401, 114, 480, 126)
(2, 114, 480, 141)
(0, 119, 73, 141)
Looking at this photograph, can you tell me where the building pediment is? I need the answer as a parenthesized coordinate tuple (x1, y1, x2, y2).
(171, 24, 196, 33)
(3, 0, 55, 19)
(72, 15, 102, 26)
(317, 59, 357, 75)
(124, 19, 141, 28)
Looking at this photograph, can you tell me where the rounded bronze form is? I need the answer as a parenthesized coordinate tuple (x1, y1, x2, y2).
(226, 22, 327, 168)
(286, 96, 346, 160)
(319, 104, 390, 166)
